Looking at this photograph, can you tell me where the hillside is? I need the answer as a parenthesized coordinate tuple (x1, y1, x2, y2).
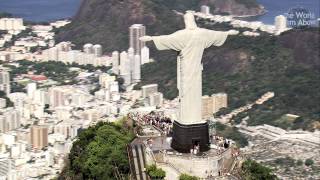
(55, 0, 319, 131)
(59, 121, 134, 179)
(55, 0, 263, 52)
(139, 27, 320, 131)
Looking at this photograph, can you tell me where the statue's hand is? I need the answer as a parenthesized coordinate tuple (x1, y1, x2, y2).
(227, 30, 239, 35)
(139, 36, 153, 42)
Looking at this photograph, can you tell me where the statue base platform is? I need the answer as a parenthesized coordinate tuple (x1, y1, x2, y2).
(171, 121, 209, 153)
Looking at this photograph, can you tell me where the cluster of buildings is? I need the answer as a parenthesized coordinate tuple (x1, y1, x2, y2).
(0, 70, 10, 95)
(196, 6, 289, 36)
(0, 67, 150, 179)
(1, 8, 316, 180)
(202, 93, 228, 120)
(112, 24, 150, 86)
(0, 18, 70, 62)
(111, 48, 140, 86)
(0, 18, 26, 34)
(41, 42, 112, 67)
(141, 84, 163, 107)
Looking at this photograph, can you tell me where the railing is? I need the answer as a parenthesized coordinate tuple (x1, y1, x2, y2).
(143, 145, 182, 175)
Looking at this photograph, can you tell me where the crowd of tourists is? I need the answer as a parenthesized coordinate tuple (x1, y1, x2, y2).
(128, 111, 173, 134)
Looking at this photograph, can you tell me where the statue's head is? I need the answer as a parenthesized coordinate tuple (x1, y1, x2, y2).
(184, 11, 197, 30)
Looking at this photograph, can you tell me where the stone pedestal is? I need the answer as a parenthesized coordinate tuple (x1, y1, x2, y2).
(171, 121, 209, 153)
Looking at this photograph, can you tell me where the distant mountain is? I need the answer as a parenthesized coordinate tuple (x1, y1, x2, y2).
(55, 0, 264, 52)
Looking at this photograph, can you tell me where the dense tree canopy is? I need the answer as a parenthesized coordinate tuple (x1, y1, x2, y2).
(179, 173, 199, 180)
(215, 122, 248, 147)
(241, 159, 277, 180)
(146, 164, 166, 180)
(59, 121, 134, 180)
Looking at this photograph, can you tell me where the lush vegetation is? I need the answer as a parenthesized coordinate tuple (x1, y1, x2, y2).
(59, 121, 134, 179)
(214, 122, 248, 147)
(146, 164, 166, 180)
(3, 60, 111, 87)
(2, 29, 34, 48)
(235, 0, 259, 8)
(274, 156, 296, 167)
(241, 159, 277, 180)
(179, 173, 199, 180)
(305, 159, 314, 167)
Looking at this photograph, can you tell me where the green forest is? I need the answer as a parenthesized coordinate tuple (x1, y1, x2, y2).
(59, 121, 134, 180)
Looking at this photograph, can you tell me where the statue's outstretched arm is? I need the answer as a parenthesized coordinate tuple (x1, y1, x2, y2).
(140, 32, 183, 51)
(139, 36, 153, 42)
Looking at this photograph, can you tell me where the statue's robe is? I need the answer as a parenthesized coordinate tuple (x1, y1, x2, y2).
(153, 28, 228, 124)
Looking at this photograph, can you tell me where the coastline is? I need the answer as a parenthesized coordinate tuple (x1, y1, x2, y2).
(233, 9, 268, 18)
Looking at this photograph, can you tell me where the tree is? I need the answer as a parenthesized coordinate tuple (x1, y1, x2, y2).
(296, 159, 303, 166)
(305, 159, 314, 166)
(146, 164, 166, 180)
(241, 159, 277, 180)
(179, 173, 199, 180)
(59, 122, 134, 179)
(215, 122, 248, 147)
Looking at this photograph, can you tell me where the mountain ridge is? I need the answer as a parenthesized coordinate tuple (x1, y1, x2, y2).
(56, 0, 264, 52)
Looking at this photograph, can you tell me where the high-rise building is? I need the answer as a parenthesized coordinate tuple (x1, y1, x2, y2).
(30, 125, 48, 149)
(275, 15, 287, 32)
(112, 51, 120, 74)
(109, 81, 119, 93)
(33, 89, 47, 105)
(0, 98, 6, 108)
(148, 92, 163, 107)
(201, 5, 210, 15)
(212, 93, 228, 113)
(57, 41, 72, 52)
(49, 46, 59, 61)
(0, 18, 25, 31)
(55, 106, 72, 121)
(99, 73, 116, 88)
(93, 44, 103, 57)
(142, 84, 158, 98)
(83, 43, 93, 54)
(0, 70, 10, 95)
(0, 158, 15, 179)
(129, 24, 146, 55)
(0, 108, 21, 133)
(200, 93, 228, 119)
(48, 86, 91, 108)
(132, 54, 141, 83)
(82, 109, 99, 122)
(202, 95, 213, 119)
(27, 82, 37, 99)
(120, 51, 131, 86)
(141, 46, 150, 64)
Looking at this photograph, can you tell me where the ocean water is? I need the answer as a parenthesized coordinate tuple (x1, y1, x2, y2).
(0, 0, 81, 22)
(0, 0, 318, 24)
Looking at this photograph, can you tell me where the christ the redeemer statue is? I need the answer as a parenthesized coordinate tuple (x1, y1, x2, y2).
(140, 12, 238, 153)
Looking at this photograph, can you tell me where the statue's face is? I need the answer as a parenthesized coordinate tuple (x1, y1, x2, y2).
(184, 12, 197, 30)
